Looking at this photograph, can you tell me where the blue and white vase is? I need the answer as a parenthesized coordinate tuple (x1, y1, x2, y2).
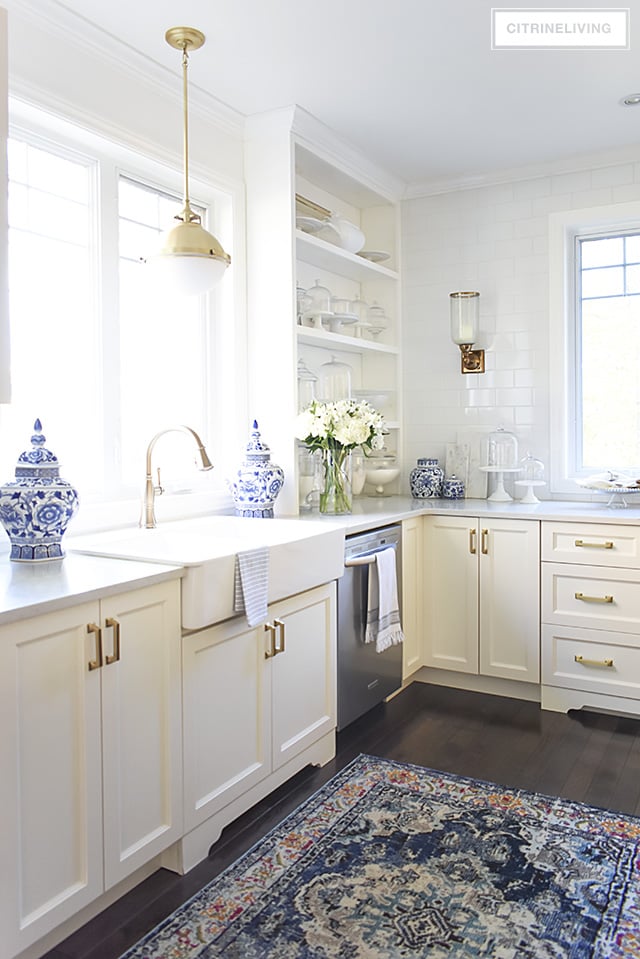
(443, 474, 465, 499)
(0, 419, 79, 561)
(409, 458, 444, 498)
(227, 421, 284, 518)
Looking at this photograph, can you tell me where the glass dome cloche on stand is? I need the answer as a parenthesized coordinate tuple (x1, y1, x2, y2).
(0, 419, 79, 561)
(514, 452, 546, 503)
(479, 426, 520, 502)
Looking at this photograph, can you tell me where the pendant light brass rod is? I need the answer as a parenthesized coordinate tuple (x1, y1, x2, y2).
(181, 41, 192, 217)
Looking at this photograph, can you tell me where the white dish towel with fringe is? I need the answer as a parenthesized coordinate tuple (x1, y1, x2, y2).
(233, 547, 269, 627)
(365, 546, 405, 654)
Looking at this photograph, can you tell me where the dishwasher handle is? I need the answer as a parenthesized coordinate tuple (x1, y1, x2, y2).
(345, 554, 377, 568)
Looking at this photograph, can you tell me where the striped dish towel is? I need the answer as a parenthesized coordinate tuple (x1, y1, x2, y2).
(364, 547, 404, 654)
(233, 547, 269, 627)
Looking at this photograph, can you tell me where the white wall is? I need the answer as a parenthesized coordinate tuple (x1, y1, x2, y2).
(401, 153, 640, 496)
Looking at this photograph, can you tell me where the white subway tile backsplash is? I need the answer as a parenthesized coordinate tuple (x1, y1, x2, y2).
(402, 157, 639, 470)
(591, 164, 634, 188)
(551, 170, 591, 194)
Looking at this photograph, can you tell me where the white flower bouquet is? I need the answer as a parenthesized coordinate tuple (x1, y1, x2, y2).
(295, 399, 387, 512)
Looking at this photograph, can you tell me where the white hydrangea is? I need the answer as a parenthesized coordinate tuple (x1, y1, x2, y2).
(295, 398, 387, 453)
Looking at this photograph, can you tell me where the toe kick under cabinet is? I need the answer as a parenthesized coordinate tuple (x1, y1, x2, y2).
(541, 521, 640, 715)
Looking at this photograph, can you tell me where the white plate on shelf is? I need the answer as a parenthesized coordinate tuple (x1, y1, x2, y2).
(296, 216, 339, 240)
(332, 312, 358, 325)
(358, 250, 391, 263)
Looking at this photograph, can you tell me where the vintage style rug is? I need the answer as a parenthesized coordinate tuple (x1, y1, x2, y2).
(122, 755, 640, 958)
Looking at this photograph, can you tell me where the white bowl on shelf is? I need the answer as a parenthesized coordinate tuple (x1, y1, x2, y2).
(353, 389, 393, 411)
(327, 215, 365, 254)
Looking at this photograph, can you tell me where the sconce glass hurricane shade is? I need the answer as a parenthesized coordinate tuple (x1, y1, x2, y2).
(145, 26, 231, 297)
(450, 291, 480, 345)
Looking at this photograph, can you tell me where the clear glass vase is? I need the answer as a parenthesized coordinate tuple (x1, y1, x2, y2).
(319, 448, 352, 514)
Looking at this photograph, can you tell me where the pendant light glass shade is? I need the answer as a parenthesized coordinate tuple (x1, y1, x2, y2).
(147, 27, 230, 296)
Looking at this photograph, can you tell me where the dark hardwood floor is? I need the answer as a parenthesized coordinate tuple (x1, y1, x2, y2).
(43, 682, 640, 959)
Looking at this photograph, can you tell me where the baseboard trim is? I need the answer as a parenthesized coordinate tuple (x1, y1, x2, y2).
(412, 667, 541, 703)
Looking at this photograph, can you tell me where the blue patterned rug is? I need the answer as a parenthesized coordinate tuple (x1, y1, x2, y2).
(122, 755, 640, 958)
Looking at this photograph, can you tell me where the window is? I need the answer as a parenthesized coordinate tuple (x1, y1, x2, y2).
(578, 232, 640, 471)
(549, 201, 640, 494)
(2, 112, 235, 529)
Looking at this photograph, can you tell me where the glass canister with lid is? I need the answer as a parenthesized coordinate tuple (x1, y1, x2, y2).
(409, 458, 444, 498)
(486, 426, 518, 468)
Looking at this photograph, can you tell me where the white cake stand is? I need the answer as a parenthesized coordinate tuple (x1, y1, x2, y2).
(479, 466, 521, 502)
(514, 480, 546, 504)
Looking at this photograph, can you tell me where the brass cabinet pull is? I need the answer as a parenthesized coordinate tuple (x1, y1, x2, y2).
(575, 654, 614, 668)
(104, 617, 121, 665)
(481, 529, 489, 555)
(574, 539, 613, 549)
(469, 529, 477, 555)
(574, 591, 614, 604)
(274, 619, 286, 656)
(264, 622, 277, 659)
(87, 622, 103, 671)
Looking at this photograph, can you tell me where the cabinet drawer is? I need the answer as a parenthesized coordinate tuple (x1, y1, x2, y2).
(542, 562, 640, 632)
(542, 521, 640, 568)
(542, 624, 640, 700)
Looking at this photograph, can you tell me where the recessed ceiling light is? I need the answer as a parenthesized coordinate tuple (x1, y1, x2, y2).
(621, 93, 640, 105)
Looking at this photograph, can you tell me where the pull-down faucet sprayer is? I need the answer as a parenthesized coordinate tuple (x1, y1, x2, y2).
(141, 425, 213, 529)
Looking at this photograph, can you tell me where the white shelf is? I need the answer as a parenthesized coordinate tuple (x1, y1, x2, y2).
(297, 326, 399, 356)
(295, 231, 398, 283)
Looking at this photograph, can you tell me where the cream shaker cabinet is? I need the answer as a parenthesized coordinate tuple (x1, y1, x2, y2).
(542, 521, 640, 715)
(423, 515, 540, 683)
(181, 582, 336, 865)
(0, 581, 182, 958)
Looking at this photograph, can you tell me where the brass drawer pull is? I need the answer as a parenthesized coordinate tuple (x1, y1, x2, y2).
(469, 528, 477, 555)
(274, 618, 286, 656)
(264, 622, 277, 659)
(574, 539, 613, 549)
(574, 592, 613, 604)
(574, 654, 614, 668)
(104, 617, 121, 665)
(87, 622, 103, 671)
(481, 529, 489, 555)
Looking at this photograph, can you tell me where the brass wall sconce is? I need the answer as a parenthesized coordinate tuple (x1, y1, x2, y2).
(450, 291, 485, 374)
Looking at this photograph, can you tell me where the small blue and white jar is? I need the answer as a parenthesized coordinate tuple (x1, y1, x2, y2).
(0, 419, 79, 561)
(443, 474, 465, 499)
(409, 458, 444, 498)
(227, 421, 285, 518)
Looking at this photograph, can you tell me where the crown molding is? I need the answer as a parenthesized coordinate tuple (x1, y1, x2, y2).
(4, 0, 245, 139)
(290, 105, 406, 203)
(405, 142, 640, 198)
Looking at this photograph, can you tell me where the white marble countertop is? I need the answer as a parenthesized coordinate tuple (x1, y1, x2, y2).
(1, 495, 639, 624)
(0, 553, 182, 626)
(297, 494, 640, 535)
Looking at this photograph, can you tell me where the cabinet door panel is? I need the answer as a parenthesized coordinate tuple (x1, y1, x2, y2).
(271, 583, 336, 771)
(480, 520, 540, 682)
(183, 617, 269, 832)
(424, 516, 478, 673)
(101, 582, 182, 888)
(401, 517, 423, 678)
(0, 602, 103, 955)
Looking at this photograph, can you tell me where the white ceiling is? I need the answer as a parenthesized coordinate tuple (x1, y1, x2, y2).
(19, 0, 640, 189)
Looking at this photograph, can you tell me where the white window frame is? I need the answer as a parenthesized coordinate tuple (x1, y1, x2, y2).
(549, 200, 640, 497)
(5, 96, 247, 534)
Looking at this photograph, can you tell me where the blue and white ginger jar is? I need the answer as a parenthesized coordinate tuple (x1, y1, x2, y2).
(227, 421, 284, 518)
(443, 474, 465, 499)
(0, 419, 79, 561)
(409, 458, 444, 498)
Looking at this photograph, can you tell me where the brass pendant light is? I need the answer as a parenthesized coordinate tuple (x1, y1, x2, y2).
(147, 27, 231, 295)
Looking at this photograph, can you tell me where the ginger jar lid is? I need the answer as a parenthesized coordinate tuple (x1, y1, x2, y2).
(244, 420, 273, 462)
(14, 419, 63, 481)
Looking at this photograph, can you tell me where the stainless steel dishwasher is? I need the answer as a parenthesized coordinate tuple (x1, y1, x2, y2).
(337, 524, 403, 730)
